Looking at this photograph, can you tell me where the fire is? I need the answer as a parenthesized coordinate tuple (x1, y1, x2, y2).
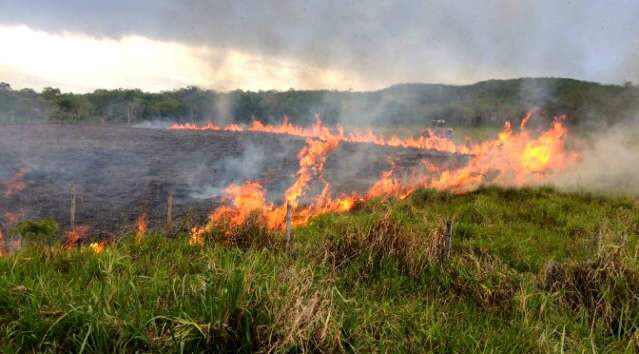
(136, 213, 147, 240)
(3, 167, 26, 198)
(210, 181, 279, 229)
(178, 111, 578, 242)
(88, 241, 105, 253)
(365, 160, 412, 199)
(284, 138, 339, 207)
(64, 225, 89, 249)
(188, 226, 205, 246)
(191, 136, 342, 239)
(171, 115, 468, 155)
(0, 228, 6, 256)
(428, 115, 577, 191)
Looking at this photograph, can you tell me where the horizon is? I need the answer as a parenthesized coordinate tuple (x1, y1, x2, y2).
(1, 76, 622, 95)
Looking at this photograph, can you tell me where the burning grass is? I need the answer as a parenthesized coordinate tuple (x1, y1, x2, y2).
(0, 187, 638, 352)
(180, 111, 581, 243)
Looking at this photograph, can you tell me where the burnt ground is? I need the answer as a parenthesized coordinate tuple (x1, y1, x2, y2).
(0, 124, 465, 240)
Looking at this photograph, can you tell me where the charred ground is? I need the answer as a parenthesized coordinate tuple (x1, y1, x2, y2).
(0, 124, 464, 239)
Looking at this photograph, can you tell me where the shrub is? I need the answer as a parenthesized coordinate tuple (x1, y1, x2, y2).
(10, 218, 59, 245)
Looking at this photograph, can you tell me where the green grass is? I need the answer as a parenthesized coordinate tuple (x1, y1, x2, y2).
(1, 186, 639, 352)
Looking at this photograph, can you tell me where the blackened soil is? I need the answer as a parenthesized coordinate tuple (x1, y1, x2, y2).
(0, 124, 464, 240)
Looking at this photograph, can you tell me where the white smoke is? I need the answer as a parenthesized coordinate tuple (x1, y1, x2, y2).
(550, 117, 639, 194)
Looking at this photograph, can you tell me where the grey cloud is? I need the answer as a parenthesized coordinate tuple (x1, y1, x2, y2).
(1, 0, 638, 87)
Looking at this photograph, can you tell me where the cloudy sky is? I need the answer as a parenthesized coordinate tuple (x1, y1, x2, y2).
(1, 0, 638, 92)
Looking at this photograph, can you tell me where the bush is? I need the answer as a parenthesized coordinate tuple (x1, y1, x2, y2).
(10, 218, 59, 245)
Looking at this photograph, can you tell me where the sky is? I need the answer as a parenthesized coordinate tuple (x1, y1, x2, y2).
(0, 0, 638, 93)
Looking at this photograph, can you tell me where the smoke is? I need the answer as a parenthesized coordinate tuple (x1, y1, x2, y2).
(188, 141, 265, 199)
(550, 116, 639, 194)
(212, 94, 234, 125)
(188, 136, 297, 200)
(132, 120, 173, 129)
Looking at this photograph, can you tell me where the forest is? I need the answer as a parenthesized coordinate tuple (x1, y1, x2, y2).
(1, 78, 637, 128)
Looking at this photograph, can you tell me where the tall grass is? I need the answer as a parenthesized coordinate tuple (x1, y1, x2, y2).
(0, 186, 638, 352)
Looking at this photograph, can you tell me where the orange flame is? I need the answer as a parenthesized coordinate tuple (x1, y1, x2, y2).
(135, 213, 147, 240)
(88, 241, 105, 253)
(171, 115, 467, 155)
(64, 225, 89, 249)
(188, 226, 205, 246)
(184, 111, 578, 241)
(428, 115, 577, 191)
(0, 228, 6, 256)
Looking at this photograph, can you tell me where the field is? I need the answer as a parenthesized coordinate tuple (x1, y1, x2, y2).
(0, 124, 461, 239)
(1, 122, 638, 353)
(1, 187, 638, 352)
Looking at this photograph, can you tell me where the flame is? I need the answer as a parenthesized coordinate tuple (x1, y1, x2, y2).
(171, 115, 467, 155)
(189, 135, 342, 241)
(4, 167, 26, 198)
(64, 225, 89, 249)
(0, 228, 6, 256)
(210, 181, 279, 228)
(365, 160, 413, 199)
(284, 138, 339, 207)
(88, 241, 105, 253)
(178, 111, 578, 242)
(135, 213, 147, 240)
(188, 226, 205, 246)
(428, 115, 577, 191)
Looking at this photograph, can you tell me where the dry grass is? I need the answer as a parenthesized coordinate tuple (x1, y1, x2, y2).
(319, 212, 448, 277)
(262, 266, 342, 353)
(543, 248, 639, 337)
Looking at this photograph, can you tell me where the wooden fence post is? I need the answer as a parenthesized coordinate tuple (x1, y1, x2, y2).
(286, 202, 292, 245)
(70, 185, 77, 229)
(165, 192, 173, 236)
(444, 220, 453, 260)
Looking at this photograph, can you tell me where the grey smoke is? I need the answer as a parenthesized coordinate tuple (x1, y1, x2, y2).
(132, 120, 173, 129)
(188, 138, 290, 199)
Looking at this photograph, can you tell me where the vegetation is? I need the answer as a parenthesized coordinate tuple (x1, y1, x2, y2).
(1, 78, 638, 128)
(1, 187, 639, 352)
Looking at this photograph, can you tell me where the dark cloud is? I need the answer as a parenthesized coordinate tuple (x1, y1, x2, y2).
(1, 0, 638, 86)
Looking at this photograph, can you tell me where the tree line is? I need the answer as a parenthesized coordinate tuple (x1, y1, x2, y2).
(1, 78, 637, 128)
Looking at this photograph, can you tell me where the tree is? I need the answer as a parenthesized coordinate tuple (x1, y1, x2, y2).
(51, 94, 93, 121)
(41, 87, 61, 101)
